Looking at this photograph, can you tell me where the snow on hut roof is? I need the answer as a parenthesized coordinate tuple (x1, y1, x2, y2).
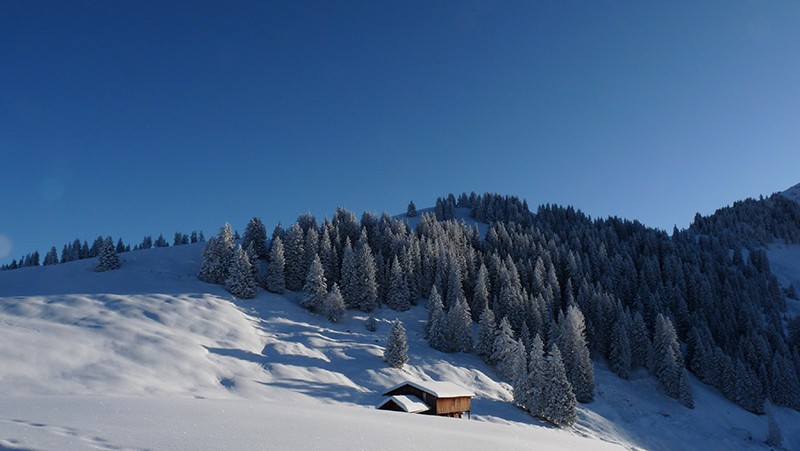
(376, 395, 430, 413)
(384, 380, 474, 398)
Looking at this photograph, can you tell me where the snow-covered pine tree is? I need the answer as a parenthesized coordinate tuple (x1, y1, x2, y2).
(525, 334, 546, 417)
(446, 297, 473, 352)
(339, 239, 358, 308)
(386, 256, 410, 311)
(651, 313, 693, 407)
(264, 235, 286, 293)
(242, 217, 268, 260)
(557, 305, 594, 402)
(283, 223, 305, 291)
(323, 283, 346, 322)
(225, 244, 257, 299)
(301, 254, 327, 311)
(492, 317, 518, 380)
(319, 226, 338, 288)
(629, 311, 651, 369)
(541, 343, 577, 427)
(303, 227, 319, 283)
(770, 354, 800, 409)
(154, 234, 168, 248)
(403, 244, 421, 305)
(95, 236, 120, 272)
(426, 286, 444, 338)
(407, 201, 417, 218)
(198, 223, 235, 284)
(734, 359, 763, 413)
(471, 263, 490, 320)
(609, 317, 632, 379)
(354, 232, 380, 312)
(198, 237, 222, 283)
(446, 264, 464, 310)
(511, 338, 529, 406)
(384, 320, 409, 369)
(427, 291, 449, 352)
(43, 247, 59, 266)
(476, 305, 498, 363)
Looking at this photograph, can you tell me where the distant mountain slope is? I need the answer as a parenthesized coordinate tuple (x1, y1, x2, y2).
(783, 182, 800, 204)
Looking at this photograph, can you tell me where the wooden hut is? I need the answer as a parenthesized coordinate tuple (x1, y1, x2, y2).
(378, 381, 474, 418)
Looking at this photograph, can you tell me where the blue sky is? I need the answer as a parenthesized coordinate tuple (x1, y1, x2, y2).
(1, 1, 799, 264)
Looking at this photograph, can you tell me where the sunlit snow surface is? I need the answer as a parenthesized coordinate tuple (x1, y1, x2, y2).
(0, 236, 798, 450)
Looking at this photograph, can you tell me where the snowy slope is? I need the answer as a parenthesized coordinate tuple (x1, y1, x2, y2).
(0, 244, 617, 450)
(1, 241, 798, 450)
(782, 182, 800, 204)
(398, 207, 489, 240)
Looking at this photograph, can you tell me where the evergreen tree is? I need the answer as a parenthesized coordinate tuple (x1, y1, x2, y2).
(225, 244, 257, 299)
(198, 237, 222, 283)
(630, 311, 651, 369)
(446, 297, 473, 352)
(319, 227, 338, 288)
(651, 314, 693, 407)
(428, 294, 449, 352)
(492, 317, 519, 380)
(43, 247, 59, 266)
(511, 338, 529, 406)
(407, 201, 417, 218)
(155, 234, 169, 247)
(557, 305, 594, 402)
(770, 354, 800, 409)
(283, 224, 305, 291)
(476, 306, 498, 362)
(354, 233, 380, 312)
(301, 254, 326, 311)
(426, 286, 443, 338)
(386, 256, 411, 311)
(95, 237, 120, 272)
(384, 320, 409, 369)
(471, 263, 490, 320)
(242, 217, 268, 260)
(541, 343, 577, 427)
(609, 318, 632, 379)
(90, 236, 104, 257)
(340, 239, 358, 308)
(525, 334, 546, 417)
(264, 235, 286, 293)
(303, 227, 320, 281)
(198, 223, 235, 284)
(323, 283, 346, 322)
(446, 264, 464, 309)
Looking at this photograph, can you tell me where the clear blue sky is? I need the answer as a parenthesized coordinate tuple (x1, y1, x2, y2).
(2, 1, 799, 264)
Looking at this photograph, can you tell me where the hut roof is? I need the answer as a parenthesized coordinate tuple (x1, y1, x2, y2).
(376, 395, 430, 413)
(384, 381, 474, 399)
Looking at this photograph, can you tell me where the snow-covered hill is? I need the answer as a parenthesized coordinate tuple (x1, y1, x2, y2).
(782, 182, 800, 204)
(1, 230, 798, 450)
